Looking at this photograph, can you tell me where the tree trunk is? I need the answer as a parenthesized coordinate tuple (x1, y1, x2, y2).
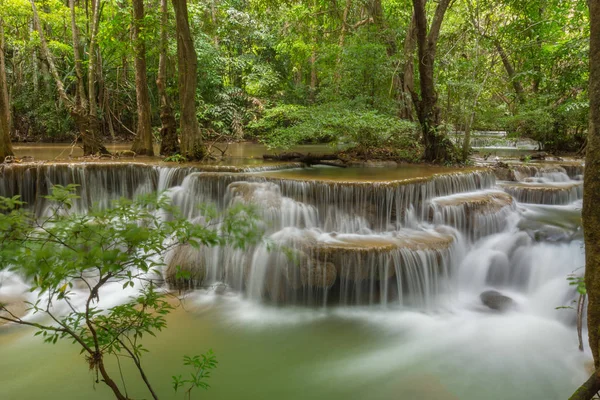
(30, 0, 107, 155)
(84, 0, 106, 155)
(334, 0, 351, 91)
(130, 0, 154, 156)
(494, 39, 525, 105)
(584, 0, 600, 372)
(172, 0, 204, 160)
(0, 18, 13, 160)
(410, 0, 453, 162)
(69, 0, 88, 109)
(157, 0, 178, 156)
(399, 14, 416, 120)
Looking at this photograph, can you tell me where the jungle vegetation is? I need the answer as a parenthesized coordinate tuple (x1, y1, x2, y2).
(0, 0, 590, 162)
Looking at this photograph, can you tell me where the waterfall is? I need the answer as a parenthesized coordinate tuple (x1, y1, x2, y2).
(0, 161, 585, 311)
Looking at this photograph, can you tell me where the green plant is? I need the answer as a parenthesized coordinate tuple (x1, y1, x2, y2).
(164, 154, 188, 163)
(172, 350, 218, 399)
(557, 271, 586, 352)
(0, 185, 263, 399)
(248, 102, 421, 160)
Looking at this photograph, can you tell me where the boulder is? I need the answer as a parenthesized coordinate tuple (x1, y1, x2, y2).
(480, 290, 515, 312)
(165, 244, 206, 291)
(300, 260, 337, 288)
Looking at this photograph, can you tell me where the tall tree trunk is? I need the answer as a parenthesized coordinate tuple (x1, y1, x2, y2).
(309, 0, 318, 103)
(334, 0, 351, 91)
(493, 39, 525, 105)
(157, 0, 179, 156)
(172, 0, 205, 160)
(30, 0, 108, 155)
(85, 0, 105, 154)
(0, 18, 13, 160)
(398, 14, 416, 120)
(30, 21, 39, 95)
(130, 0, 154, 156)
(584, 0, 600, 372)
(69, 0, 88, 109)
(410, 0, 453, 162)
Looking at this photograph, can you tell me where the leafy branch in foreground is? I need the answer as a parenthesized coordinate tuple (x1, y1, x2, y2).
(172, 350, 218, 400)
(0, 184, 263, 399)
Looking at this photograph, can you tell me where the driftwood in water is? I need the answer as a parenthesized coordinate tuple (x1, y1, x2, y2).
(263, 152, 345, 167)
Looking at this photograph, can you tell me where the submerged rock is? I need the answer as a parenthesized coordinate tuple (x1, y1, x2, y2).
(165, 244, 206, 291)
(480, 290, 515, 312)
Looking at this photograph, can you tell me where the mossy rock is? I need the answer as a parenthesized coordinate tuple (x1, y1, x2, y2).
(165, 244, 206, 291)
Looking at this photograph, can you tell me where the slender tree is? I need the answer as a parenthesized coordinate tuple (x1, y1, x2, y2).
(0, 17, 13, 161)
(410, 0, 454, 162)
(585, 0, 600, 371)
(29, 0, 108, 155)
(157, 0, 179, 156)
(172, 0, 205, 160)
(570, 1, 600, 398)
(130, 0, 154, 156)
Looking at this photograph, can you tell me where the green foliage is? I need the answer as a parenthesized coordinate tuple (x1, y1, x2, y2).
(248, 102, 420, 159)
(172, 350, 218, 398)
(164, 154, 188, 163)
(0, 185, 263, 399)
(504, 101, 587, 152)
(568, 274, 587, 296)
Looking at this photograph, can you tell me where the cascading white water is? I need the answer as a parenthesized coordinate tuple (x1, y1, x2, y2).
(0, 160, 590, 399)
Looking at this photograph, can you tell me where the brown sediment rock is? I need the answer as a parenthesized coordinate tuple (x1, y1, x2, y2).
(429, 191, 514, 229)
(299, 260, 337, 288)
(165, 244, 206, 290)
(227, 181, 282, 208)
(300, 230, 454, 281)
(431, 191, 513, 212)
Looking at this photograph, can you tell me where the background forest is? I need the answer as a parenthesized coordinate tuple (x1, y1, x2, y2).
(0, 0, 590, 160)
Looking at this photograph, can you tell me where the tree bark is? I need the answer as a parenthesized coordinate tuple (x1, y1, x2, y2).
(493, 39, 525, 104)
(130, 0, 154, 156)
(584, 0, 600, 371)
(172, 0, 205, 160)
(410, 0, 453, 162)
(157, 0, 179, 156)
(0, 18, 13, 160)
(333, 0, 351, 91)
(30, 0, 108, 155)
(69, 0, 88, 109)
(84, 0, 105, 154)
(399, 14, 416, 120)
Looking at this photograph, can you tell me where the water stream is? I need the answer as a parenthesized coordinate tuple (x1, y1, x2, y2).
(0, 150, 589, 399)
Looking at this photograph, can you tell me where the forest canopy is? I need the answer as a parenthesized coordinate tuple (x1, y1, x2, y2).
(0, 0, 590, 161)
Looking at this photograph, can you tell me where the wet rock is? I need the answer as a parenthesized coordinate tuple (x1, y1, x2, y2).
(300, 260, 337, 288)
(165, 244, 206, 291)
(226, 181, 282, 208)
(480, 290, 515, 312)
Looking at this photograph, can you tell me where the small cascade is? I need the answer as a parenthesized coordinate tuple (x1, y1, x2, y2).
(494, 164, 584, 182)
(429, 190, 516, 240)
(0, 163, 159, 215)
(262, 170, 496, 230)
(500, 181, 582, 205)
(241, 227, 460, 307)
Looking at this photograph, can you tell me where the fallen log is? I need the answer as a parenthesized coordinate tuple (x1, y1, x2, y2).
(263, 152, 345, 167)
